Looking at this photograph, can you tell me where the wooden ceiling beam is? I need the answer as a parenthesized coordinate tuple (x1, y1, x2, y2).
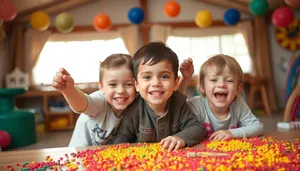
(17, 0, 64, 17)
(14, 0, 97, 24)
(198, 0, 251, 15)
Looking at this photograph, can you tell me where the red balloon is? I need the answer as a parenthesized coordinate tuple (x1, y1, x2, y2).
(164, 1, 181, 18)
(272, 7, 294, 27)
(0, 0, 17, 21)
(93, 13, 111, 31)
(284, 0, 300, 8)
(0, 130, 11, 149)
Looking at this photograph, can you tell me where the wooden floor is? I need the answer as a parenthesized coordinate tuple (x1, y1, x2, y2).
(7, 113, 288, 151)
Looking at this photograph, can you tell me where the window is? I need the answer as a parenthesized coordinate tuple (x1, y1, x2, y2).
(33, 33, 128, 86)
(166, 32, 251, 75)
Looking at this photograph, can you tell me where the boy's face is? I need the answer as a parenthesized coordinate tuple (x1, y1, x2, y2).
(135, 60, 179, 115)
(201, 65, 242, 114)
(98, 66, 136, 116)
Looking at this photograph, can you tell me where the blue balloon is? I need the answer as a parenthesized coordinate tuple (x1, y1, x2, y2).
(224, 8, 241, 25)
(128, 7, 144, 24)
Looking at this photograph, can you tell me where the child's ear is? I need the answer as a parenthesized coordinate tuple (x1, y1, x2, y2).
(134, 78, 140, 92)
(97, 82, 104, 93)
(174, 77, 180, 91)
(199, 84, 205, 94)
(237, 83, 243, 93)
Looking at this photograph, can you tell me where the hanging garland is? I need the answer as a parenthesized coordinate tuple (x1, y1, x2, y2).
(275, 18, 300, 51)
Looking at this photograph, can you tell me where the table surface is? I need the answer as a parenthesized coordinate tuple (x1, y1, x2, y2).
(1, 129, 299, 169)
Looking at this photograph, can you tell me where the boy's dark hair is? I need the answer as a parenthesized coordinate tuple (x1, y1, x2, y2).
(99, 54, 133, 82)
(132, 41, 179, 80)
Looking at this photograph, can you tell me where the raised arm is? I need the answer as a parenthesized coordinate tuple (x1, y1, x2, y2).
(51, 67, 87, 112)
(177, 58, 194, 95)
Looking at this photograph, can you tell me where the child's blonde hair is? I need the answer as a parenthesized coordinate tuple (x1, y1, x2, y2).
(198, 54, 244, 96)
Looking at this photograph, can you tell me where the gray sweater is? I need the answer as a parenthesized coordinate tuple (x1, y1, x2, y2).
(188, 96, 264, 138)
(112, 91, 205, 147)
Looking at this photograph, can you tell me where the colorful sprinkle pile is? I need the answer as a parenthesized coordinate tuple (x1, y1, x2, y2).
(5, 136, 300, 171)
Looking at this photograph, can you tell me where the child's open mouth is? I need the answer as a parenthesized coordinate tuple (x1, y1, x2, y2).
(214, 92, 227, 101)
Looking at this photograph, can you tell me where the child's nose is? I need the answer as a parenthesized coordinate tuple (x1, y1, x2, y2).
(117, 86, 125, 93)
(217, 80, 226, 87)
(152, 78, 161, 87)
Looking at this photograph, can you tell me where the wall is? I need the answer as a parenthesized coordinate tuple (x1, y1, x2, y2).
(0, 41, 9, 88)
(2, 0, 298, 108)
(269, 10, 300, 107)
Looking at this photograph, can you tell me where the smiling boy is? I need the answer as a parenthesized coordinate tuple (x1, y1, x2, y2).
(112, 42, 205, 152)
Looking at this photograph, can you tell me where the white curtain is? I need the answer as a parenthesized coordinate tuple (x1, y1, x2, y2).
(151, 24, 172, 43)
(237, 20, 256, 76)
(24, 28, 51, 85)
(118, 25, 139, 56)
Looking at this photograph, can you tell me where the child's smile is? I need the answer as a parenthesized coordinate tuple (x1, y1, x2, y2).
(214, 92, 228, 102)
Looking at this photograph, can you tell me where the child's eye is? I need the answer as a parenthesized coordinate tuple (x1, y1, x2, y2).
(227, 80, 233, 83)
(161, 75, 170, 79)
(142, 75, 151, 80)
(126, 83, 133, 87)
(209, 79, 217, 82)
(108, 83, 117, 87)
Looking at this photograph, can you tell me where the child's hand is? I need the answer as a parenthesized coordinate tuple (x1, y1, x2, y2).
(51, 68, 75, 93)
(160, 136, 185, 152)
(209, 130, 233, 141)
(180, 58, 194, 80)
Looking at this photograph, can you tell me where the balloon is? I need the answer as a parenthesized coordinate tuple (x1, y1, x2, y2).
(284, 0, 300, 8)
(195, 10, 213, 28)
(272, 7, 294, 27)
(128, 7, 144, 24)
(249, 0, 269, 16)
(30, 11, 50, 31)
(164, 1, 181, 18)
(224, 8, 241, 25)
(55, 12, 74, 33)
(93, 13, 111, 31)
(0, 130, 11, 149)
(0, 0, 17, 21)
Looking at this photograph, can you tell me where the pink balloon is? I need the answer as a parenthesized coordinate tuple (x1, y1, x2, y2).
(0, 130, 11, 149)
(284, 0, 300, 8)
(0, 0, 18, 21)
(272, 7, 294, 27)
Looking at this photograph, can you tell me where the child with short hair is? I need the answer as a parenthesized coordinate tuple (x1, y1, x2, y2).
(179, 55, 264, 141)
(51, 54, 136, 147)
(112, 42, 205, 152)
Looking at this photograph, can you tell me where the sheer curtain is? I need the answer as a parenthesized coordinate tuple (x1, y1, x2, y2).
(118, 25, 139, 56)
(151, 24, 172, 43)
(238, 20, 256, 76)
(24, 28, 51, 85)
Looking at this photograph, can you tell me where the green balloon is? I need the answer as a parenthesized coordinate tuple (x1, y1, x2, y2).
(55, 12, 74, 32)
(249, 0, 269, 16)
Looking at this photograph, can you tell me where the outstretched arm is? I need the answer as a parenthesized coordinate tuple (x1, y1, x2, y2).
(177, 58, 194, 95)
(51, 68, 87, 112)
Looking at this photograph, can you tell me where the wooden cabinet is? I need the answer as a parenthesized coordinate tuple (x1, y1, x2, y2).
(16, 88, 97, 132)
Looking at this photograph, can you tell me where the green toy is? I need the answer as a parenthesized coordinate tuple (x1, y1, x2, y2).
(0, 88, 36, 149)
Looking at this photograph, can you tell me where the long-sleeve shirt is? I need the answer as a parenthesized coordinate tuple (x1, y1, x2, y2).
(112, 91, 205, 147)
(187, 96, 264, 138)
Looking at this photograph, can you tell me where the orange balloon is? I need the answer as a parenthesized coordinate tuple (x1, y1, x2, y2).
(93, 13, 111, 31)
(164, 1, 180, 18)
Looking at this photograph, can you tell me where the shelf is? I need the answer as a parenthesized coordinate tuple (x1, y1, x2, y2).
(16, 88, 97, 132)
